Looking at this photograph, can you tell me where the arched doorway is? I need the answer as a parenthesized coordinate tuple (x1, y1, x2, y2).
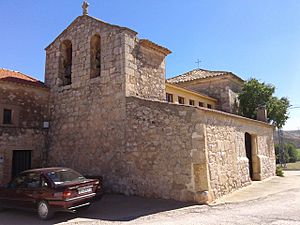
(245, 132, 253, 180)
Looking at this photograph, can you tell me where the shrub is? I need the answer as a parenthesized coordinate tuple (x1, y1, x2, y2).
(276, 166, 284, 177)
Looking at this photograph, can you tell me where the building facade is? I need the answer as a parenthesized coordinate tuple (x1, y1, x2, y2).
(0, 69, 49, 184)
(0, 10, 276, 203)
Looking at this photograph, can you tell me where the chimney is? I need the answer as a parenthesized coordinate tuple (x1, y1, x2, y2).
(256, 106, 267, 122)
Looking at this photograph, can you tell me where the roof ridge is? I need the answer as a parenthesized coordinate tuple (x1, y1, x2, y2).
(0, 68, 48, 89)
(167, 68, 224, 81)
(167, 68, 243, 84)
(0, 68, 38, 81)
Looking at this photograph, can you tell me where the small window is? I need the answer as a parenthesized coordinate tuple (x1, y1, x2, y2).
(166, 93, 173, 103)
(3, 109, 12, 124)
(189, 100, 195, 106)
(178, 96, 185, 104)
(199, 102, 204, 107)
(90, 34, 101, 78)
(207, 104, 212, 109)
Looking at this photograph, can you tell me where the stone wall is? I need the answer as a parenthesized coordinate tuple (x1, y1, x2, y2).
(45, 15, 171, 191)
(125, 97, 275, 202)
(0, 128, 46, 184)
(125, 97, 202, 201)
(45, 16, 131, 190)
(0, 82, 49, 127)
(125, 41, 167, 101)
(0, 82, 49, 184)
(178, 76, 242, 114)
(203, 111, 275, 199)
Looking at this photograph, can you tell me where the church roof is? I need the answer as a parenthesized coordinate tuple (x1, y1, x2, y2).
(0, 68, 48, 89)
(167, 68, 244, 84)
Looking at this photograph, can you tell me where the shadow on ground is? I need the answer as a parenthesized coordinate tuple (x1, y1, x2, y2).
(0, 194, 196, 225)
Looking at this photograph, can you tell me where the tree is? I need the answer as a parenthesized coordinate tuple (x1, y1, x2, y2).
(275, 143, 298, 163)
(286, 143, 298, 163)
(267, 96, 290, 129)
(238, 78, 290, 128)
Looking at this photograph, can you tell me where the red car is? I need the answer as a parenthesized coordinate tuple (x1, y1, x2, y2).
(0, 167, 102, 220)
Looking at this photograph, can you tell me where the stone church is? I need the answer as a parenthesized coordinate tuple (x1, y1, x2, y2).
(0, 3, 275, 203)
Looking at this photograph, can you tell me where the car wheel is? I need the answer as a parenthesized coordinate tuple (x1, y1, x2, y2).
(37, 200, 54, 220)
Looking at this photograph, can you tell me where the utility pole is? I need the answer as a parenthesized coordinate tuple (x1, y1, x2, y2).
(278, 129, 285, 167)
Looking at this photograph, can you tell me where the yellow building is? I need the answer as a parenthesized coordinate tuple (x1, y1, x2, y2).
(165, 83, 217, 109)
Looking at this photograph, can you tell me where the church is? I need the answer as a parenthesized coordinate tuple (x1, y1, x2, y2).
(0, 2, 275, 203)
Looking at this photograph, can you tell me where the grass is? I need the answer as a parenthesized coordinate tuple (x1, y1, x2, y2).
(282, 161, 300, 170)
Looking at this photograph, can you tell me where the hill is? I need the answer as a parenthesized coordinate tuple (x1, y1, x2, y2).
(274, 130, 300, 148)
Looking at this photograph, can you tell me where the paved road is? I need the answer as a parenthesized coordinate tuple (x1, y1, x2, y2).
(1, 171, 300, 225)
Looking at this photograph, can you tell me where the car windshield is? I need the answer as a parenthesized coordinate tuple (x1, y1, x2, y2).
(47, 169, 85, 185)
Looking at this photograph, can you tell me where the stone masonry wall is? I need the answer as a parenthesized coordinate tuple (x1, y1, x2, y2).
(0, 82, 49, 127)
(179, 76, 242, 114)
(0, 128, 46, 184)
(203, 111, 275, 199)
(125, 42, 167, 101)
(45, 16, 134, 190)
(125, 96, 207, 202)
(125, 97, 275, 202)
(0, 82, 49, 184)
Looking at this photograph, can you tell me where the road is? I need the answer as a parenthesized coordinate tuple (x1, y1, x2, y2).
(1, 171, 300, 225)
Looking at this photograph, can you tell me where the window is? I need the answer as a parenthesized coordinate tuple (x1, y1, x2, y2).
(10, 174, 26, 188)
(207, 104, 212, 109)
(189, 99, 195, 106)
(199, 102, 204, 107)
(166, 93, 173, 102)
(90, 34, 101, 78)
(178, 96, 185, 104)
(59, 40, 72, 86)
(3, 109, 12, 124)
(26, 172, 41, 189)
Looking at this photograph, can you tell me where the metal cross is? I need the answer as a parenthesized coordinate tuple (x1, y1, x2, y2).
(82, 1, 89, 15)
(195, 59, 201, 68)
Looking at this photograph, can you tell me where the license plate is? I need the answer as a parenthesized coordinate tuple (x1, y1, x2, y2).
(78, 186, 92, 194)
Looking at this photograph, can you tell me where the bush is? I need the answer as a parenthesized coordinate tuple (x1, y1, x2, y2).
(276, 166, 284, 177)
(275, 143, 298, 164)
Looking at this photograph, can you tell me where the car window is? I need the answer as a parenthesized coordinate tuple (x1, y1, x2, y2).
(41, 176, 50, 188)
(10, 174, 27, 188)
(25, 172, 41, 189)
(46, 169, 85, 185)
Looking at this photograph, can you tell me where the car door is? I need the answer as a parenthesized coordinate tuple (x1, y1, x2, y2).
(21, 172, 42, 210)
(2, 174, 27, 209)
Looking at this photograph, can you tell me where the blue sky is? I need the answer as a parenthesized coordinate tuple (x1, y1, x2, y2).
(1, 0, 299, 130)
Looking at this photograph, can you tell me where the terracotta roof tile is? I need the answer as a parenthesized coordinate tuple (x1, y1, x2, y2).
(167, 68, 244, 84)
(0, 68, 48, 89)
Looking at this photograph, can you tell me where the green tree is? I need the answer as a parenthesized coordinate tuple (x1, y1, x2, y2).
(267, 97, 290, 129)
(275, 143, 298, 163)
(238, 78, 290, 128)
(286, 143, 298, 163)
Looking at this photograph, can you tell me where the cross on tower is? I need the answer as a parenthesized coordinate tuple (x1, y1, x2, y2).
(195, 59, 201, 68)
(82, 1, 89, 15)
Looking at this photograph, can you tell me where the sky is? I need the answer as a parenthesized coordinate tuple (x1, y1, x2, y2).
(1, 0, 299, 130)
